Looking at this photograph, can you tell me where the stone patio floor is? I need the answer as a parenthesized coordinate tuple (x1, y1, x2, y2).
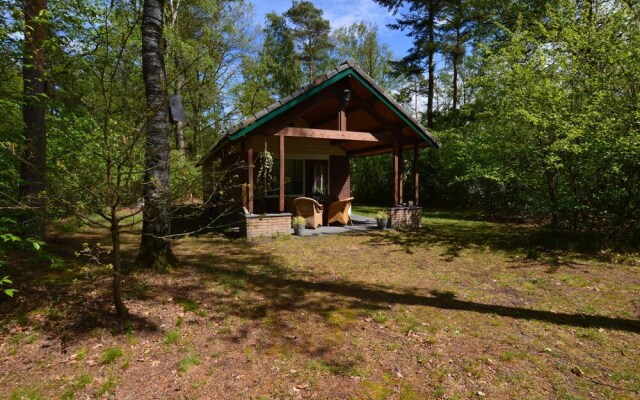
(296, 214, 379, 237)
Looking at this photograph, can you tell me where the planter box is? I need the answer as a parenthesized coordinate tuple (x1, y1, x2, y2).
(387, 206, 422, 229)
(240, 213, 292, 240)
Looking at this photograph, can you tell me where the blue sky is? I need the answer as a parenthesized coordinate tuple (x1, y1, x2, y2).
(250, 0, 412, 59)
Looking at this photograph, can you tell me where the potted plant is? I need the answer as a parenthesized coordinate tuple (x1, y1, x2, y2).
(292, 216, 307, 236)
(375, 210, 388, 229)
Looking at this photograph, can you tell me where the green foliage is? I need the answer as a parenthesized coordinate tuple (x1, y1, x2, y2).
(235, 0, 335, 107)
(350, 154, 392, 204)
(261, 12, 304, 97)
(255, 150, 274, 183)
(374, 210, 389, 220)
(292, 216, 307, 227)
(455, 1, 640, 234)
(284, 1, 333, 78)
(165, 0, 254, 156)
(170, 150, 201, 202)
(0, 217, 55, 297)
(234, 55, 274, 116)
(355, 0, 640, 242)
(331, 22, 396, 89)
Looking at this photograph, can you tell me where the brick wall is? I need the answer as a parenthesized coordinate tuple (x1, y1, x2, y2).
(240, 213, 292, 240)
(388, 207, 422, 229)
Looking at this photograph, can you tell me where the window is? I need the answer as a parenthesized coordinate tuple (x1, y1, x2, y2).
(265, 159, 304, 196)
(284, 159, 304, 195)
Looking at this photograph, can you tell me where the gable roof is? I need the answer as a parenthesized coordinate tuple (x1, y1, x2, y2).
(197, 59, 440, 166)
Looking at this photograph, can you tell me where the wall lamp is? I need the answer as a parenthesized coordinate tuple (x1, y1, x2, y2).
(342, 89, 352, 106)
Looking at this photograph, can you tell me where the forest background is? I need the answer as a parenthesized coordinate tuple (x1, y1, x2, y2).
(1, 0, 638, 253)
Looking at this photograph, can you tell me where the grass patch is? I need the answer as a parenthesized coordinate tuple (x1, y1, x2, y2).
(95, 377, 117, 397)
(364, 380, 393, 400)
(306, 355, 361, 377)
(371, 311, 389, 323)
(325, 308, 359, 328)
(101, 347, 123, 364)
(179, 354, 201, 373)
(179, 299, 200, 312)
(10, 388, 44, 400)
(60, 373, 93, 400)
(74, 347, 88, 361)
(164, 329, 180, 345)
(75, 373, 93, 388)
(499, 351, 528, 362)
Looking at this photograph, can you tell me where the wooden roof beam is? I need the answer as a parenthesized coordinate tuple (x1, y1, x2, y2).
(275, 127, 382, 142)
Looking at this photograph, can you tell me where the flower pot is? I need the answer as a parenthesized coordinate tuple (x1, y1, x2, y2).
(376, 218, 388, 229)
(293, 225, 306, 236)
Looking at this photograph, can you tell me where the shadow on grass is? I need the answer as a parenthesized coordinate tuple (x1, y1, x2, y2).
(4, 225, 638, 352)
(0, 231, 160, 345)
(366, 215, 628, 264)
(172, 238, 640, 334)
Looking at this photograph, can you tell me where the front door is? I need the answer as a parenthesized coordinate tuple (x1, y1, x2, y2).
(305, 160, 328, 200)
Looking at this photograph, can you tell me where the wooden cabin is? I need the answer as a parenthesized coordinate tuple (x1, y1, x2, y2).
(196, 59, 440, 235)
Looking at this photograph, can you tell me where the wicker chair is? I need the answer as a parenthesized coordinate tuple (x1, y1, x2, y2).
(327, 197, 354, 225)
(294, 197, 323, 229)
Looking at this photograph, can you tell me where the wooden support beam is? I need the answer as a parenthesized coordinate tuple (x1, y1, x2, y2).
(393, 141, 399, 206)
(276, 127, 383, 142)
(339, 103, 346, 131)
(246, 136, 254, 213)
(279, 134, 285, 212)
(413, 142, 419, 206)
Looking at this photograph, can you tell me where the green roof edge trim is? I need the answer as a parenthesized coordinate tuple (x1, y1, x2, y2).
(228, 68, 353, 141)
(226, 66, 438, 147)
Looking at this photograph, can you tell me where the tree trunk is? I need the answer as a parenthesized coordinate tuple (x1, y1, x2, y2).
(110, 213, 128, 317)
(136, 0, 176, 268)
(452, 25, 460, 113)
(426, 1, 436, 128)
(20, 0, 47, 239)
(174, 68, 186, 157)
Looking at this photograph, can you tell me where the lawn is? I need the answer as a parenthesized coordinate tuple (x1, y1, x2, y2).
(1, 211, 639, 399)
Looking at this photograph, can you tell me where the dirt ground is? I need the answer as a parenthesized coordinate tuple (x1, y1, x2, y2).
(1, 215, 639, 399)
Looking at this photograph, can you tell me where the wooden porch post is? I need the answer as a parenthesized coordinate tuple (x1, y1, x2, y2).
(279, 134, 285, 212)
(246, 136, 254, 213)
(413, 142, 419, 205)
(393, 141, 399, 206)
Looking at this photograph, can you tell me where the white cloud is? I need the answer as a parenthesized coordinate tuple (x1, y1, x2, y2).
(318, 0, 394, 29)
